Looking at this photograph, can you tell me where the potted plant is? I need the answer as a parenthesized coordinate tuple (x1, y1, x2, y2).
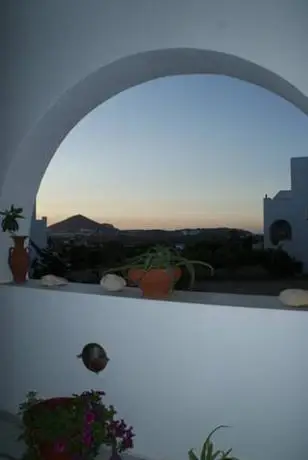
(0, 204, 28, 283)
(188, 425, 240, 460)
(104, 245, 214, 299)
(18, 390, 135, 460)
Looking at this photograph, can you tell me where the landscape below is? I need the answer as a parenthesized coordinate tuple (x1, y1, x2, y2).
(30, 214, 303, 296)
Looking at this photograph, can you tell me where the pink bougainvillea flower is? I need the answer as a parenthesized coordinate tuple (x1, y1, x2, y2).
(85, 411, 95, 424)
(54, 441, 66, 452)
(83, 433, 93, 446)
(121, 437, 134, 449)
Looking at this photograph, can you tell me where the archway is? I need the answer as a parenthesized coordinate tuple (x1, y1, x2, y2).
(270, 219, 293, 246)
(1, 48, 308, 282)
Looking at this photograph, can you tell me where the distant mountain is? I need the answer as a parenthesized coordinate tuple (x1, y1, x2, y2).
(48, 214, 118, 235)
(48, 215, 254, 241)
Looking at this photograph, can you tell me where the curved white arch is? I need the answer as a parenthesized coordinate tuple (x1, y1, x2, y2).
(0, 47, 308, 281)
(2, 48, 308, 216)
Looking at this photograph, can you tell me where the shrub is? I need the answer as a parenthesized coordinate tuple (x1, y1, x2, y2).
(261, 248, 302, 278)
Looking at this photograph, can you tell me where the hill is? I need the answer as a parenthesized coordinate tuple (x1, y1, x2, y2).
(48, 214, 118, 235)
(48, 214, 255, 242)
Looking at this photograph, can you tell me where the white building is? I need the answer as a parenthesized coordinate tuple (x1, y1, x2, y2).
(2, 3, 308, 460)
(29, 201, 48, 251)
(264, 157, 308, 271)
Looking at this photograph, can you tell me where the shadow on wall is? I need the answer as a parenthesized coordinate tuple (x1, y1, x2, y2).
(0, 410, 23, 460)
(0, 410, 21, 426)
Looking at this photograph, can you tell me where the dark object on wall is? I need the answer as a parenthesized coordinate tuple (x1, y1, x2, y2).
(77, 343, 109, 374)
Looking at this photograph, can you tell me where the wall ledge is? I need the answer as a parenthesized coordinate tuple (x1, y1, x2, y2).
(1, 279, 307, 312)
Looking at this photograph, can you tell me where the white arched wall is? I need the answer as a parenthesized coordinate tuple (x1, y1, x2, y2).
(1, 0, 308, 282)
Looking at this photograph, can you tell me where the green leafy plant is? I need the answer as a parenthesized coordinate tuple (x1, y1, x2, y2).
(0, 205, 24, 234)
(188, 426, 239, 460)
(18, 390, 135, 460)
(105, 244, 214, 289)
(29, 239, 69, 279)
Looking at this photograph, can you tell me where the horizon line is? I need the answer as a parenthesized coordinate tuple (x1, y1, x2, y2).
(42, 214, 262, 234)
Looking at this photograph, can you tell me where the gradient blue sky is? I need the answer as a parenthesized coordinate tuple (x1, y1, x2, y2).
(37, 75, 308, 232)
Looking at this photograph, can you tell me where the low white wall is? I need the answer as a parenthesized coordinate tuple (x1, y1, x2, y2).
(0, 285, 308, 460)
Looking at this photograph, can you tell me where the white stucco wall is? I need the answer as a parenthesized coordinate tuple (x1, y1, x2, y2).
(0, 285, 307, 460)
(264, 157, 308, 270)
(264, 198, 308, 266)
(1, 0, 308, 282)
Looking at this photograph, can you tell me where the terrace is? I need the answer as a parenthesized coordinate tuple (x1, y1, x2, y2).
(1, 1, 308, 459)
(1, 282, 308, 460)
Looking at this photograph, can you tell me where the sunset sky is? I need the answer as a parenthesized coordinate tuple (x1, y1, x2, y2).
(37, 74, 308, 232)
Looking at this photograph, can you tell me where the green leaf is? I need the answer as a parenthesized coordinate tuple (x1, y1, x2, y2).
(212, 451, 224, 460)
(188, 449, 199, 460)
(204, 426, 229, 448)
(0, 205, 24, 233)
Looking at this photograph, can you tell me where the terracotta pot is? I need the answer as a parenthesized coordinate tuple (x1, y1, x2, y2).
(128, 268, 145, 285)
(9, 235, 29, 283)
(173, 267, 182, 282)
(138, 267, 182, 299)
(25, 398, 78, 460)
(38, 446, 74, 460)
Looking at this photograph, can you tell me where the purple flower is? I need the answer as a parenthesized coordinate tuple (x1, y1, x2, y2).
(83, 432, 93, 446)
(85, 410, 95, 424)
(106, 419, 135, 453)
(54, 441, 66, 452)
(121, 437, 134, 450)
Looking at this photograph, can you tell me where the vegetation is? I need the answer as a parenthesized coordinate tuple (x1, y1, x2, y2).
(29, 231, 303, 291)
(188, 425, 239, 460)
(182, 241, 301, 279)
(0, 205, 24, 234)
(18, 389, 134, 460)
(30, 244, 69, 279)
(104, 244, 214, 288)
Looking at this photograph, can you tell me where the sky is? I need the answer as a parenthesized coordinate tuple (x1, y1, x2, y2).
(37, 75, 308, 232)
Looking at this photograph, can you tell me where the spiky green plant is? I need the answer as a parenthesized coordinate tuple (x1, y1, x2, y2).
(104, 244, 214, 289)
(0, 205, 24, 234)
(188, 426, 240, 460)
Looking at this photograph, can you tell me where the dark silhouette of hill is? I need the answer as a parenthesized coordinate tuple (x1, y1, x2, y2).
(48, 214, 255, 242)
(48, 214, 118, 235)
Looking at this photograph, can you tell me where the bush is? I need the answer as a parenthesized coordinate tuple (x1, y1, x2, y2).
(261, 248, 302, 278)
(31, 248, 69, 279)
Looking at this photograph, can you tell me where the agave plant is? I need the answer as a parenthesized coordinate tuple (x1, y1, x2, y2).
(0, 205, 24, 233)
(188, 426, 239, 460)
(104, 245, 214, 289)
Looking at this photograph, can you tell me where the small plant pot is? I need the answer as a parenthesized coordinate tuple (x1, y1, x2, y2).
(38, 447, 74, 460)
(9, 235, 29, 283)
(128, 268, 145, 285)
(129, 267, 181, 299)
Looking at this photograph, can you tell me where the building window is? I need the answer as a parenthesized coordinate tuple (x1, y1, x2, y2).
(269, 219, 292, 246)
